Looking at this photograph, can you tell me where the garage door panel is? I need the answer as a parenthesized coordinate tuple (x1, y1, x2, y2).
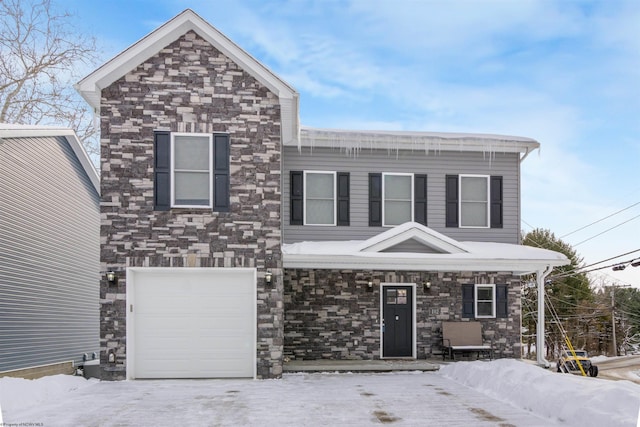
(130, 268, 256, 379)
(141, 360, 253, 379)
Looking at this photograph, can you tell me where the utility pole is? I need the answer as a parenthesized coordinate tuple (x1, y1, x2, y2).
(611, 287, 617, 357)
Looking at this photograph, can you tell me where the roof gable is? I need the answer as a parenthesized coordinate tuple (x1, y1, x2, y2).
(0, 124, 99, 192)
(358, 222, 469, 254)
(76, 9, 299, 144)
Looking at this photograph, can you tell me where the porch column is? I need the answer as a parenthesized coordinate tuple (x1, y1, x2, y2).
(536, 266, 553, 368)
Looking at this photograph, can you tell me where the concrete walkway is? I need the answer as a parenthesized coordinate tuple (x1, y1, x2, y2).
(5, 371, 560, 426)
(284, 358, 441, 373)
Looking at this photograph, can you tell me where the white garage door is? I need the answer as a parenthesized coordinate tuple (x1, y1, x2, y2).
(127, 268, 256, 379)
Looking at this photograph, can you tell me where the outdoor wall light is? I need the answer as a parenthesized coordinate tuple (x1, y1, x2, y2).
(367, 281, 373, 292)
(106, 270, 117, 285)
(423, 281, 431, 292)
(265, 270, 273, 285)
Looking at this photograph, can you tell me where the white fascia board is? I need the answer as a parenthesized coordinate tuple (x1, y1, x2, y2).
(0, 126, 99, 193)
(77, 10, 296, 106)
(64, 134, 100, 193)
(293, 127, 540, 155)
(0, 126, 77, 137)
(282, 253, 569, 275)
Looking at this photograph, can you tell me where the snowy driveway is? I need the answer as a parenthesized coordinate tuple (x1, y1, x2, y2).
(4, 371, 559, 427)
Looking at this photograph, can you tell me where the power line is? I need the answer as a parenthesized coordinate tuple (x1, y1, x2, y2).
(523, 226, 640, 283)
(593, 271, 639, 289)
(582, 249, 640, 268)
(521, 231, 579, 259)
(560, 201, 640, 238)
(548, 256, 640, 281)
(545, 249, 640, 282)
(572, 213, 640, 246)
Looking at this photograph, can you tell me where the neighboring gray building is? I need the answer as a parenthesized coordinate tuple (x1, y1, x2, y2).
(0, 124, 100, 378)
(76, 9, 568, 380)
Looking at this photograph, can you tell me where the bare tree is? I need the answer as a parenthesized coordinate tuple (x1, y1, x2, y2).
(0, 0, 99, 158)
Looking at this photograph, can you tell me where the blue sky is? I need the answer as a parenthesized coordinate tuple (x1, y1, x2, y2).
(62, 0, 640, 287)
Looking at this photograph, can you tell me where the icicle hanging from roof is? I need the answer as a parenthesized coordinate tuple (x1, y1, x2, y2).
(297, 127, 540, 162)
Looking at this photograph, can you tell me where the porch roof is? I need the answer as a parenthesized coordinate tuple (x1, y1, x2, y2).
(282, 222, 569, 275)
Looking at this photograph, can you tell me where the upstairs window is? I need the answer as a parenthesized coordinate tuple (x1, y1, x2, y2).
(153, 131, 229, 212)
(383, 173, 413, 226)
(369, 173, 427, 227)
(460, 175, 489, 228)
(172, 133, 213, 208)
(304, 171, 336, 226)
(446, 175, 502, 228)
(290, 171, 350, 226)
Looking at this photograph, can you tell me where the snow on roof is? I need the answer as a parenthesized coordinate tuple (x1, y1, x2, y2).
(294, 126, 540, 158)
(282, 222, 568, 274)
(0, 123, 99, 192)
(357, 221, 470, 253)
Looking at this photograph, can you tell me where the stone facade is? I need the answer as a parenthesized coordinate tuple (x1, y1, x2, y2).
(284, 269, 522, 360)
(99, 31, 283, 379)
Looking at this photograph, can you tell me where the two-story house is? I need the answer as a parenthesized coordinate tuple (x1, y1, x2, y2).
(77, 9, 568, 380)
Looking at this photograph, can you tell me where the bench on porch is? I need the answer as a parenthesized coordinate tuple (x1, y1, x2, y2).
(442, 321, 493, 361)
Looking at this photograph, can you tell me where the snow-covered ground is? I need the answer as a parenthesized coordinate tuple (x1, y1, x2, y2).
(1, 359, 639, 426)
(439, 359, 640, 426)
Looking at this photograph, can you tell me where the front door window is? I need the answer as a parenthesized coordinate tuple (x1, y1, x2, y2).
(382, 286, 413, 357)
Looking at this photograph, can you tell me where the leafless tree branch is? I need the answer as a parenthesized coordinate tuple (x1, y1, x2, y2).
(0, 0, 100, 161)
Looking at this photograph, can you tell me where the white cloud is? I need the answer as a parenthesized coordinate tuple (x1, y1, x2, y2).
(168, 0, 640, 284)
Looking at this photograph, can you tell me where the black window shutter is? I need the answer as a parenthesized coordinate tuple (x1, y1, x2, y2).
(290, 171, 303, 225)
(369, 173, 382, 226)
(496, 284, 508, 318)
(490, 176, 503, 228)
(337, 172, 350, 226)
(154, 131, 171, 211)
(445, 175, 459, 227)
(462, 284, 475, 318)
(213, 134, 230, 212)
(414, 174, 427, 226)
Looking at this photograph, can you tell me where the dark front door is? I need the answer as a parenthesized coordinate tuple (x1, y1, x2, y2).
(382, 286, 413, 357)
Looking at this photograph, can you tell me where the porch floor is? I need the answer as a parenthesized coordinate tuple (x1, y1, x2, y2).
(283, 358, 442, 373)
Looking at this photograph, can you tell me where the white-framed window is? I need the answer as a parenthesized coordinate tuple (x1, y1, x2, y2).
(460, 175, 490, 228)
(304, 171, 336, 226)
(475, 284, 496, 318)
(383, 173, 413, 226)
(171, 133, 213, 208)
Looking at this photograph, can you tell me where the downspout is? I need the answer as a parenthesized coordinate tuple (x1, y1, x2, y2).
(519, 146, 538, 164)
(536, 265, 553, 368)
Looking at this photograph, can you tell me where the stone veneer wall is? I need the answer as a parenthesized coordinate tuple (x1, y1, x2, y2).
(99, 31, 283, 379)
(284, 270, 522, 360)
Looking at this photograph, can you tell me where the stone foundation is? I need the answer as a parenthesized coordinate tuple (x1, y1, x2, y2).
(284, 269, 522, 360)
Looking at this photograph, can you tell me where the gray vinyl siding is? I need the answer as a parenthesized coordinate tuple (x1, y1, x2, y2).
(283, 146, 520, 244)
(381, 238, 443, 253)
(0, 136, 100, 372)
